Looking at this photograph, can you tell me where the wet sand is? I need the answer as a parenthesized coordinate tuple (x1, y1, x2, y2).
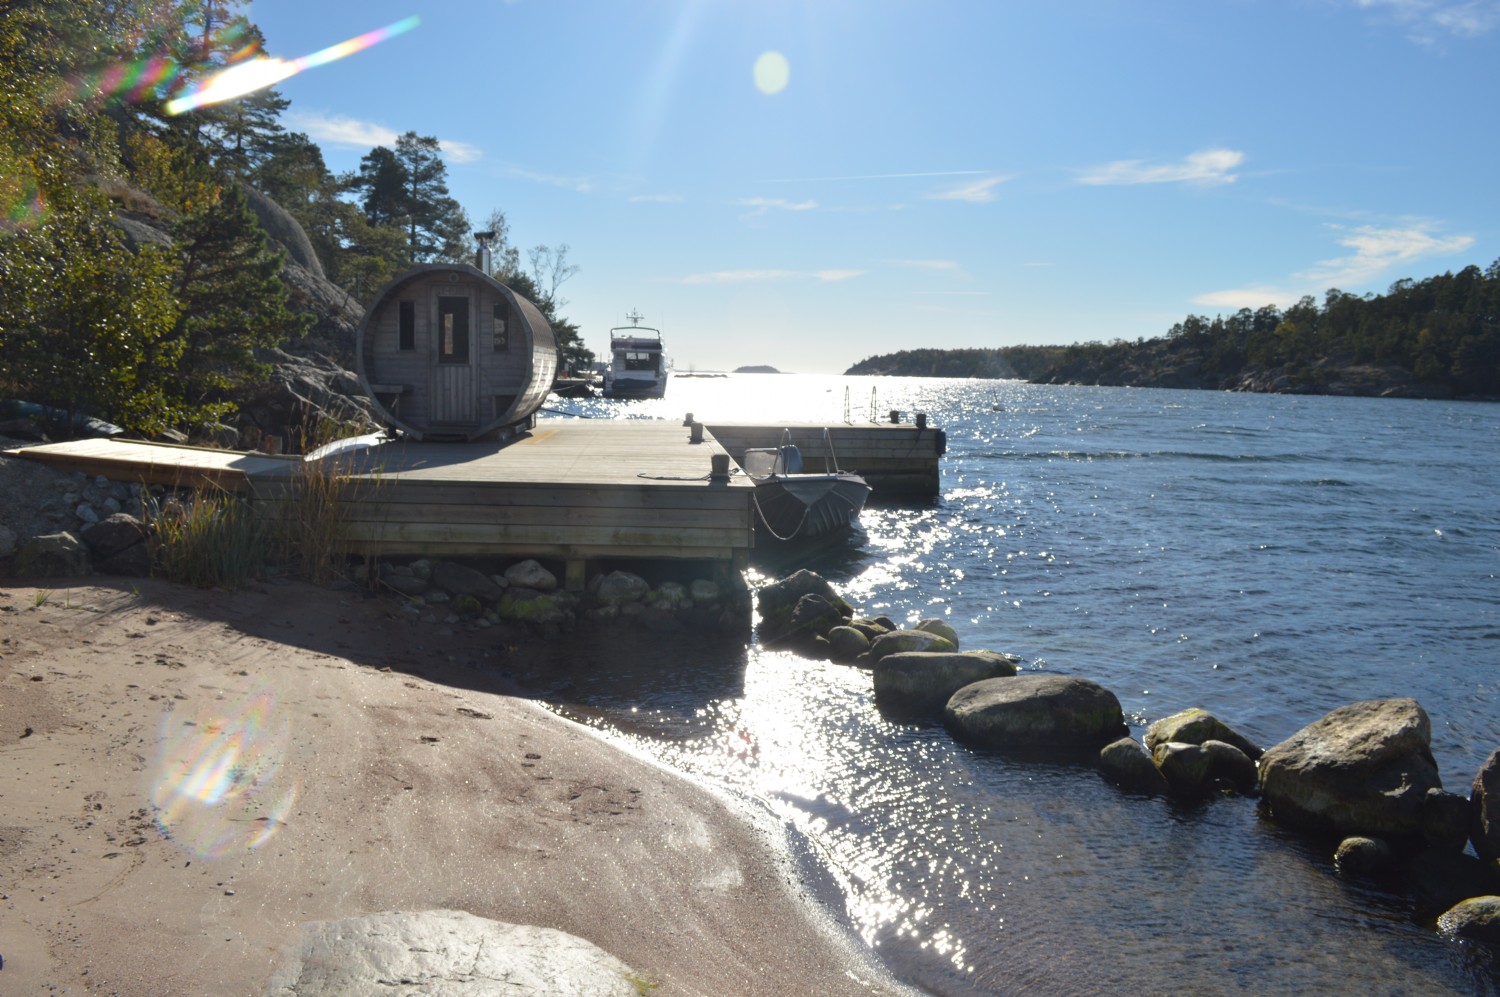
(0, 577, 916, 996)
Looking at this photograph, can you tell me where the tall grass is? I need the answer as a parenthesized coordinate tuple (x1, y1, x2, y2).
(149, 485, 270, 589)
(269, 455, 361, 585)
(147, 446, 377, 589)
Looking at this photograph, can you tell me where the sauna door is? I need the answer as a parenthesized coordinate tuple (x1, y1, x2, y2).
(431, 294, 476, 424)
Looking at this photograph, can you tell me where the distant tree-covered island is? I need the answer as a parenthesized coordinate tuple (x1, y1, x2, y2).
(847, 263, 1500, 400)
(733, 365, 781, 374)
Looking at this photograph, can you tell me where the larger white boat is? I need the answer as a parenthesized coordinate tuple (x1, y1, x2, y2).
(602, 310, 670, 399)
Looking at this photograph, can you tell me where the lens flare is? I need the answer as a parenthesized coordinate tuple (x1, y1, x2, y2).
(753, 51, 790, 95)
(165, 16, 421, 114)
(148, 686, 300, 858)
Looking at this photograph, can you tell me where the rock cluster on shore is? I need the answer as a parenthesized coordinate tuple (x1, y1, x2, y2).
(754, 567, 1500, 945)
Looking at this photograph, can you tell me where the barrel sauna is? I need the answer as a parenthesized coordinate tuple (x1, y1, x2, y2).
(355, 264, 558, 441)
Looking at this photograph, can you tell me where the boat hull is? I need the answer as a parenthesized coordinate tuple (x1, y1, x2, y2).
(751, 472, 870, 541)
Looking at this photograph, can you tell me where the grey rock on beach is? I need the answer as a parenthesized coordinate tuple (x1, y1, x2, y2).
(267, 909, 643, 996)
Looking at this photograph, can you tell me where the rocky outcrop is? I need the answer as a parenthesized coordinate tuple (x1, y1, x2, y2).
(1257, 698, 1448, 842)
(873, 650, 1019, 719)
(944, 675, 1125, 752)
(267, 909, 643, 996)
(237, 347, 380, 451)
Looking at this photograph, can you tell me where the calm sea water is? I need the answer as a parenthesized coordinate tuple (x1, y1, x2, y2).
(535, 375, 1500, 996)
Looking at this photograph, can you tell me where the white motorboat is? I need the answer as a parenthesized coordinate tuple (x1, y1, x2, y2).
(602, 310, 670, 399)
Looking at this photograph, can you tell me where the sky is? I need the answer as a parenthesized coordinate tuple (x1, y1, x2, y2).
(245, 0, 1500, 374)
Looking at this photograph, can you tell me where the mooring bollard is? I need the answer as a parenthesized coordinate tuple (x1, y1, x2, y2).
(710, 452, 731, 481)
(889, 409, 901, 424)
(916, 412, 928, 430)
(683, 411, 694, 426)
(690, 421, 705, 443)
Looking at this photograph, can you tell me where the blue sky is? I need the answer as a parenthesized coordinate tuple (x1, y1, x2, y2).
(247, 0, 1499, 373)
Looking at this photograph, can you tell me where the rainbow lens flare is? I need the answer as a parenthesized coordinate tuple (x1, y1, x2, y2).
(149, 686, 300, 858)
(165, 16, 420, 114)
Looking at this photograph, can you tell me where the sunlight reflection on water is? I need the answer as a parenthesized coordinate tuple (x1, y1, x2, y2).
(529, 375, 1500, 996)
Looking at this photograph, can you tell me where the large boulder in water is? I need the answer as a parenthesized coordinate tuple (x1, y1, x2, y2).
(1099, 737, 1170, 795)
(865, 628, 957, 665)
(944, 674, 1126, 752)
(873, 650, 1020, 720)
(756, 569, 851, 644)
(1437, 896, 1500, 944)
(1258, 698, 1442, 840)
(1472, 747, 1500, 868)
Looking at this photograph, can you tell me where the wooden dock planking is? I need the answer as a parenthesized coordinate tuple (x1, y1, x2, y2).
(252, 422, 755, 587)
(701, 421, 945, 498)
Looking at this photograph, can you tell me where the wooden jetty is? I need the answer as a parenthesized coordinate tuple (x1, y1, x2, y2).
(5, 415, 943, 587)
(5, 422, 754, 590)
(701, 421, 944, 499)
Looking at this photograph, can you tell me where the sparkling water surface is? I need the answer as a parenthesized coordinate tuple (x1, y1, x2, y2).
(531, 375, 1500, 996)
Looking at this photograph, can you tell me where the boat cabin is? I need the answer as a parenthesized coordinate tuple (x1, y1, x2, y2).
(355, 264, 557, 441)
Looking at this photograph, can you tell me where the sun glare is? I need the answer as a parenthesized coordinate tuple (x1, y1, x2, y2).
(753, 51, 790, 95)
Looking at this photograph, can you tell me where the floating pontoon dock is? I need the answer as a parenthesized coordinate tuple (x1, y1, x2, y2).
(701, 421, 944, 499)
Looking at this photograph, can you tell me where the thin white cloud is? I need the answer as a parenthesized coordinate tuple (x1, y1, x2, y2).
(1297, 223, 1475, 285)
(925, 175, 1009, 202)
(676, 268, 864, 285)
(505, 167, 593, 193)
(1195, 221, 1475, 308)
(1078, 148, 1244, 186)
(442, 141, 483, 164)
(734, 197, 817, 212)
(1193, 285, 1301, 310)
(1351, 0, 1500, 40)
(761, 170, 990, 183)
(288, 111, 481, 163)
(890, 259, 962, 271)
(630, 193, 684, 203)
(289, 111, 396, 148)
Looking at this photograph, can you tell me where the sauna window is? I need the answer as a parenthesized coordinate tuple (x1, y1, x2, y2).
(492, 303, 508, 351)
(398, 301, 415, 351)
(437, 296, 470, 364)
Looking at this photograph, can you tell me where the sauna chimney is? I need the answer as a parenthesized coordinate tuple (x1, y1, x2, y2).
(474, 229, 495, 273)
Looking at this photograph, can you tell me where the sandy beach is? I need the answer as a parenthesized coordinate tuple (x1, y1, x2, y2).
(0, 576, 916, 995)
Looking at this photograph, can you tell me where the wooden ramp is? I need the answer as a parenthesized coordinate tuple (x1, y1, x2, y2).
(0, 437, 302, 489)
(702, 421, 945, 498)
